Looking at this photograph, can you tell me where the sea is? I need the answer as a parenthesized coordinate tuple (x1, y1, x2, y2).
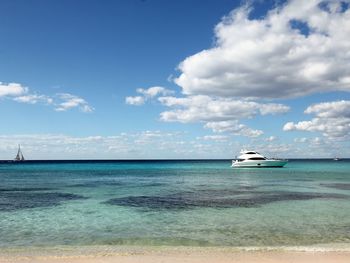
(0, 159, 350, 250)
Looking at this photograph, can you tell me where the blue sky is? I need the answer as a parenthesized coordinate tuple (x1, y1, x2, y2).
(1, 0, 350, 159)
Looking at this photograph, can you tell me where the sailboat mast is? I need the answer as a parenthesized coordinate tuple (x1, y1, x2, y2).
(14, 144, 25, 161)
(20, 147, 25, 161)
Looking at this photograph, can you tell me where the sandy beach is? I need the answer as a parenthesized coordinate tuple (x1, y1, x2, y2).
(1, 246, 350, 263)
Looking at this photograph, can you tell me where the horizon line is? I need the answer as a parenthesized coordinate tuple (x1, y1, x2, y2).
(0, 158, 349, 163)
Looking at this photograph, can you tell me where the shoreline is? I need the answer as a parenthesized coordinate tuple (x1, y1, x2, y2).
(1, 245, 350, 263)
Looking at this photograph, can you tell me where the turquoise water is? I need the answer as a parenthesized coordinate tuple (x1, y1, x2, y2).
(0, 160, 350, 248)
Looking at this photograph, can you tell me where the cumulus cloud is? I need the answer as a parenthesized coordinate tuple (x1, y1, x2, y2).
(126, 86, 174, 105)
(175, 0, 350, 98)
(294, 137, 308, 143)
(158, 95, 289, 123)
(1, 81, 93, 113)
(54, 93, 94, 112)
(196, 135, 229, 142)
(0, 131, 211, 159)
(265, 136, 277, 142)
(1, 131, 347, 159)
(137, 86, 174, 98)
(13, 94, 53, 104)
(304, 100, 350, 117)
(0, 82, 28, 97)
(283, 100, 350, 139)
(132, 130, 183, 145)
(294, 136, 325, 145)
(125, 96, 145, 106)
(205, 120, 263, 137)
(124, 1, 350, 141)
(157, 95, 287, 136)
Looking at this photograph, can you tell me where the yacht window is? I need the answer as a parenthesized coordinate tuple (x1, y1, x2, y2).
(246, 152, 256, 154)
(248, 157, 266, 160)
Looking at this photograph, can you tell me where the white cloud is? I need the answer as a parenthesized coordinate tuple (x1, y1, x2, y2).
(196, 135, 229, 142)
(265, 136, 277, 142)
(259, 104, 291, 115)
(284, 100, 350, 139)
(157, 95, 287, 137)
(125, 96, 145, 106)
(205, 120, 263, 137)
(13, 94, 53, 104)
(304, 100, 350, 118)
(0, 82, 28, 97)
(0, 131, 220, 159)
(1, 81, 93, 113)
(0, 134, 128, 159)
(126, 86, 174, 106)
(137, 86, 174, 98)
(123, 1, 349, 143)
(1, 131, 348, 159)
(174, 0, 350, 99)
(294, 137, 308, 143)
(55, 93, 94, 112)
(293, 136, 325, 145)
(132, 130, 182, 145)
(158, 95, 289, 123)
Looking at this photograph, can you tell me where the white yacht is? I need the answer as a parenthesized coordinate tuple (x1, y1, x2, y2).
(232, 150, 287, 168)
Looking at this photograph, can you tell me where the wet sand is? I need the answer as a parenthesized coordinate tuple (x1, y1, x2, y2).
(1, 246, 350, 263)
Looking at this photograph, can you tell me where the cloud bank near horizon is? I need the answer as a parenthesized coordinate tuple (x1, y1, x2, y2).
(0, 131, 344, 159)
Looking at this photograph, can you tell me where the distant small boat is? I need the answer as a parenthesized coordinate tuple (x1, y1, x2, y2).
(232, 150, 287, 168)
(333, 157, 340, 161)
(14, 144, 25, 162)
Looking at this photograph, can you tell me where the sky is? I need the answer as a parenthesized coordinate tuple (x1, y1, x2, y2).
(1, 0, 350, 159)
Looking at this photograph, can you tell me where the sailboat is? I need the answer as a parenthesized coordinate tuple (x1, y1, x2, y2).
(14, 144, 25, 161)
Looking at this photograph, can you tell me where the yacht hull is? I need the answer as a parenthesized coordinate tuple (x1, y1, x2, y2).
(232, 159, 287, 168)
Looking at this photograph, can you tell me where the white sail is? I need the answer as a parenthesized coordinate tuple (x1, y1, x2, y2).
(14, 145, 25, 161)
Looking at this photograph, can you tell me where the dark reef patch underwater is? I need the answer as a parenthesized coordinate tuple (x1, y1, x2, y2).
(0, 189, 86, 212)
(321, 183, 350, 190)
(104, 189, 349, 210)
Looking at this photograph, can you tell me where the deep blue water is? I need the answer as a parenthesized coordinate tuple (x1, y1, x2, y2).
(0, 159, 350, 248)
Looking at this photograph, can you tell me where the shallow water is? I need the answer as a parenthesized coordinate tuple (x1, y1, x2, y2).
(0, 160, 350, 248)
